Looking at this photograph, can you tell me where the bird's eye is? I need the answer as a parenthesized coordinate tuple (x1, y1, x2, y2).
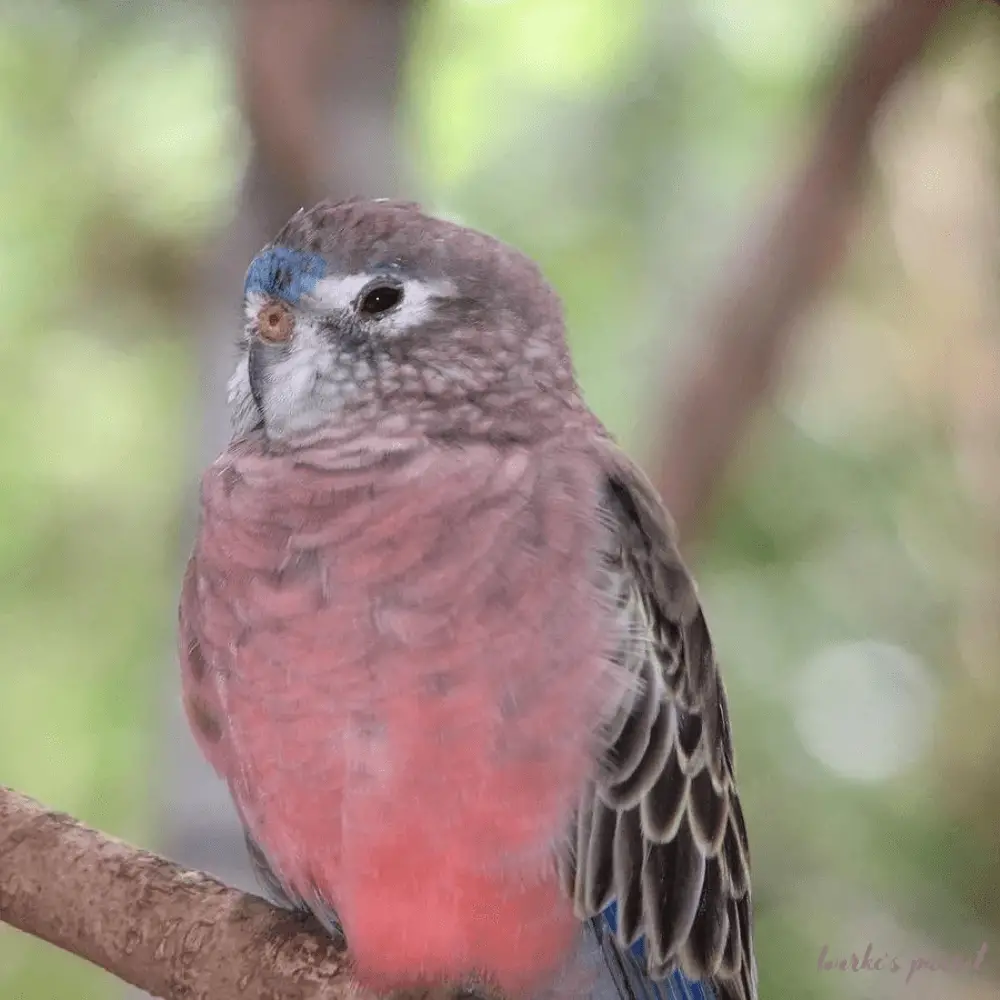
(257, 301, 294, 344)
(358, 284, 403, 316)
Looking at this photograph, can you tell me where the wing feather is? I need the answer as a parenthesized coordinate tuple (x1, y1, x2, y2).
(568, 442, 758, 1000)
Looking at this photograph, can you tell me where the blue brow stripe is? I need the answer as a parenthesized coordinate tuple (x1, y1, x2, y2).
(244, 247, 327, 304)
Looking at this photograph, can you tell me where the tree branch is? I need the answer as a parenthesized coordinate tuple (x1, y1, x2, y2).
(0, 785, 465, 1000)
(653, 0, 957, 541)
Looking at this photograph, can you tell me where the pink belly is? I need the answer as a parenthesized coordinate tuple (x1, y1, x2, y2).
(336, 827, 577, 993)
(232, 644, 592, 995)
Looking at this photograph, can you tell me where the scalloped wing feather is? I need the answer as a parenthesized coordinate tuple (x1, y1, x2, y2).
(564, 442, 758, 1000)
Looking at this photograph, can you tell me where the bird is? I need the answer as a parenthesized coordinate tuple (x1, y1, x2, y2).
(178, 197, 757, 1000)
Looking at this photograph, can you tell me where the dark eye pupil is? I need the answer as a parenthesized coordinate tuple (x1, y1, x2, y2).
(360, 285, 402, 315)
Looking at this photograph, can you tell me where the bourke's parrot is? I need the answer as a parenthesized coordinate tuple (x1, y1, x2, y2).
(179, 198, 757, 1000)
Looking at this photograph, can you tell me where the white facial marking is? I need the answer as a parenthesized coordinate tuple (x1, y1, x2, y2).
(228, 273, 456, 440)
(258, 313, 347, 439)
(227, 353, 258, 436)
(228, 305, 351, 439)
(306, 274, 375, 312)
(243, 289, 268, 324)
(305, 273, 453, 337)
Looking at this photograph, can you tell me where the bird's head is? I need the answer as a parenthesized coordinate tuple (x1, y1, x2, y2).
(228, 198, 581, 445)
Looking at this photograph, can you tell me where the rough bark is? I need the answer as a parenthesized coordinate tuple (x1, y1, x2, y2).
(653, 0, 957, 541)
(0, 785, 354, 1000)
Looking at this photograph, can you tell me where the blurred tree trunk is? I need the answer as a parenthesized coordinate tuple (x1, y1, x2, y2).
(653, 0, 955, 542)
(137, 2, 411, 995)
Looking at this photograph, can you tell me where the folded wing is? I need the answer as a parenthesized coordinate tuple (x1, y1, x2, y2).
(562, 443, 757, 1000)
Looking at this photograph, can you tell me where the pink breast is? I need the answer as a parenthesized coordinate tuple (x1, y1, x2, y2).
(195, 440, 624, 994)
(227, 593, 599, 993)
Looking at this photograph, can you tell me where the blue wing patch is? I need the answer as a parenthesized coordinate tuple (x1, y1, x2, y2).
(596, 902, 716, 1000)
(244, 246, 327, 304)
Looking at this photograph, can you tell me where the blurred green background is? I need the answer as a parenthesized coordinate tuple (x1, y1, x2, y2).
(2, 2, 1000, 999)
